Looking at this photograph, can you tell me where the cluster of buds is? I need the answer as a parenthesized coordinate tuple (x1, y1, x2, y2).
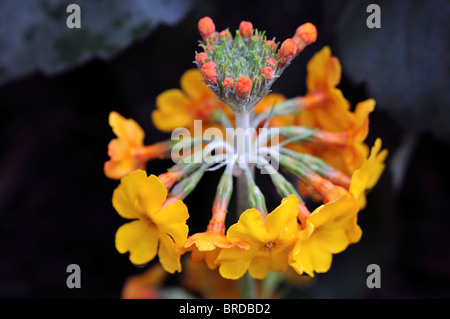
(195, 17, 317, 113)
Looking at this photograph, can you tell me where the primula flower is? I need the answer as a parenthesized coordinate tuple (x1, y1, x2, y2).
(217, 195, 299, 280)
(151, 69, 228, 133)
(113, 170, 189, 273)
(350, 138, 388, 209)
(295, 46, 353, 132)
(104, 112, 169, 179)
(288, 193, 360, 277)
(305, 98, 376, 175)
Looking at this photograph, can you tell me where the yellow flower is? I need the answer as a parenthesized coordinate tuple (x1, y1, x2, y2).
(296, 46, 353, 132)
(350, 138, 388, 209)
(288, 194, 360, 277)
(104, 112, 169, 180)
(185, 231, 238, 270)
(217, 195, 299, 280)
(152, 69, 229, 133)
(113, 170, 189, 273)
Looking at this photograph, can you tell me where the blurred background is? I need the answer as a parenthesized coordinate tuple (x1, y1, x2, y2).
(0, 0, 449, 298)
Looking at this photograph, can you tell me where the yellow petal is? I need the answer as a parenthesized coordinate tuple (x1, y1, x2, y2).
(152, 89, 193, 132)
(109, 111, 144, 146)
(153, 200, 189, 248)
(158, 233, 182, 273)
(248, 257, 271, 280)
(115, 220, 159, 265)
(226, 208, 268, 245)
(306, 46, 341, 92)
(180, 69, 213, 100)
(289, 238, 332, 277)
(217, 247, 252, 280)
(120, 171, 167, 216)
(265, 194, 299, 243)
(112, 183, 144, 220)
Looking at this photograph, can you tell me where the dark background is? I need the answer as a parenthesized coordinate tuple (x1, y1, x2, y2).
(0, 0, 449, 298)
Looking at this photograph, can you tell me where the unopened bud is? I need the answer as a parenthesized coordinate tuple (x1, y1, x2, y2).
(293, 23, 317, 52)
(239, 21, 253, 38)
(235, 76, 252, 99)
(222, 77, 234, 91)
(261, 67, 274, 82)
(198, 17, 216, 42)
(219, 29, 232, 41)
(195, 52, 208, 68)
(201, 62, 218, 86)
(277, 38, 297, 67)
(265, 40, 277, 53)
(266, 58, 277, 68)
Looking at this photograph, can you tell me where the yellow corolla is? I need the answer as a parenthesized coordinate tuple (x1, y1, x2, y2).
(217, 195, 299, 280)
(288, 193, 360, 277)
(296, 46, 353, 132)
(350, 138, 388, 209)
(152, 69, 229, 133)
(104, 111, 169, 180)
(113, 170, 189, 273)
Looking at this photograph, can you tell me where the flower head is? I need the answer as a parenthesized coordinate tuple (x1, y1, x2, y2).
(113, 170, 189, 273)
(217, 195, 299, 280)
(194, 17, 316, 112)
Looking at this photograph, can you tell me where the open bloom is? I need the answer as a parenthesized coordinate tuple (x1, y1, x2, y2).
(152, 69, 228, 133)
(288, 193, 360, 277)
(113, 170, 189, 273)
(304, 98, 376, 175)
(350, 138, 388, 209)
(104, 112, 170, 179)
(217, 195, 299, 280)
(295, 46, 353, 132)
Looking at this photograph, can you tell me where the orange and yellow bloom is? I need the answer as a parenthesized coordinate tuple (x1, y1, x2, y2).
(288, 193, 360, 277)
(217, 195, 299, 280)
(113, 170, 189, 273)
(104, 111, 170, 179)
(152, 69, 228, 133)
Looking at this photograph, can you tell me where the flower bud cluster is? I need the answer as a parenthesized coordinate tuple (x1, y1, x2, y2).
(195, 17, 317, 113)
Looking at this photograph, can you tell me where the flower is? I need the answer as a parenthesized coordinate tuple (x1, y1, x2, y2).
(104, 111, 169, 179)
(288, 193, 360, 277)
(151, 69, 228, 133)
(185, 231, 237, 270)
(217, 195, 299, 280)
(305, 98, 376, 175)
(113, 170, 189, 273)
(350, 138, 388, 209)
(295, 46, 353, 132)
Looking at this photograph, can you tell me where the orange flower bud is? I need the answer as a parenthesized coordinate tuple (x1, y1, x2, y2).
(295, 22, 317, 46)
(261, 67, 274, 82)
(198, 16, 216, 42)
(293, 23, 317, 52)
(201, 61, 218, 86)
(277, 38, 297, 67)
(222, 77, 234, 91)
(219, 29, 232, 41)
(266, 58, 277, 68)
(235, 76, 252, 99)
(195, 52, 208, 68)
(239, 20, 253, 38)
(265, 40, 277, 53)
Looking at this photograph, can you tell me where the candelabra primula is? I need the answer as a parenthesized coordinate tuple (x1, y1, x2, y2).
(104, 16, 387, 297)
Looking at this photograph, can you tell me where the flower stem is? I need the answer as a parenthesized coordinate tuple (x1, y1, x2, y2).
(234, 111, 257, 299)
